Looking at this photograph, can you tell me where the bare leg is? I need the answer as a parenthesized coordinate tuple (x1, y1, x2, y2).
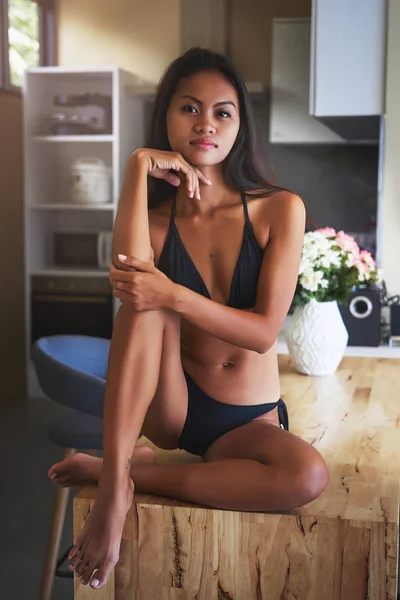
(66, 309, 182, 590)
(51, 422, 328, 515)
(48, 446, 157, 489)
(66, 155, 188, 591)
(50, 451, 321, 512)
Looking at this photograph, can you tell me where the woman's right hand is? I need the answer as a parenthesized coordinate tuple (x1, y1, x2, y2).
(134, 148, 212, 200)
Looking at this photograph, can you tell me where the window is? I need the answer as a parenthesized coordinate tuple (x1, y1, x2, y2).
(0, 0, 54, 92)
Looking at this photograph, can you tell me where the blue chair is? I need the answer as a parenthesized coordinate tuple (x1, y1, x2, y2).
(33, 335, 110, 419)
(32, 335, 109, 600)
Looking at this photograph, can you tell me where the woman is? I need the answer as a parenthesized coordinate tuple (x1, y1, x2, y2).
(48, 47, 329, 590)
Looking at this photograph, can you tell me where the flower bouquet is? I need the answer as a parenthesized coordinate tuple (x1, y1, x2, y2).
(293, 227, 380, 306)
(285, 228, 381, 376)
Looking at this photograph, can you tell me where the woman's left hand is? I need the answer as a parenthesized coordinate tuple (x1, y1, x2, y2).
(110, 254, 177, 312)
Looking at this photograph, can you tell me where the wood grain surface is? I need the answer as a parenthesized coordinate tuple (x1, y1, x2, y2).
(73, 355, 400, 599)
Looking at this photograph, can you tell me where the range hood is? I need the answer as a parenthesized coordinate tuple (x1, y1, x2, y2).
(316, 116, 381, 143)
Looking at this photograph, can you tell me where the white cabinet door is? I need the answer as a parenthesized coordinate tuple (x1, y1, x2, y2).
(310, 0, 386, 117)
(270, 19, 343, 143)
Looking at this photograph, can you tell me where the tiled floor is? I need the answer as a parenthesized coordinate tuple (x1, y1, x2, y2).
(0, 392, 77, 600)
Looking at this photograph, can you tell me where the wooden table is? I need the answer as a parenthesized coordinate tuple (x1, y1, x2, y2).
(73, 356, 400, 599)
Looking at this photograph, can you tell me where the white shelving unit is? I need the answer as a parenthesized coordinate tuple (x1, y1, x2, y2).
(23, 67, 150, 394)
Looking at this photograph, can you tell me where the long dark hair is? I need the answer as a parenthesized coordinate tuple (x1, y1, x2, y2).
(146, 47, 293, 209)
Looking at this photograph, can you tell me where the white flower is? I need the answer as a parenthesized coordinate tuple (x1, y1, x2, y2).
(317, 249, 341, 269)
(345, 253, 357, 268)
(299, 257, 313, 275)
(302, 244, 320, 262)
(302, 235, 338, 270)
(320, 277, 329, 289)
(300, 270, 327, 292)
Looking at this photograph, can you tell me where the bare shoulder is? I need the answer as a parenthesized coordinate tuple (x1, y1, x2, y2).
(247, 190, 305, 244)
(259, 191, 306, 236)
(263, 190, 305, 220)
(268, 192, 306, 244)
(248, 189, 305, 215)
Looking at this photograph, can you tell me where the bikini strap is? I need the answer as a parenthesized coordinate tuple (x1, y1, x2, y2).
(240, 191, 251, 225)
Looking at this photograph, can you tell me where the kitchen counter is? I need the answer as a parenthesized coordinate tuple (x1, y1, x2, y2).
(277, 336, 400, 358)
(278, 316, 400, 358)
(75, 354, 400, 599)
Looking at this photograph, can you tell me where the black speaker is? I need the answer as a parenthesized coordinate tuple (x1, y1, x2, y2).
(339, 287, 381, 346)
(390, 305, 400, 336)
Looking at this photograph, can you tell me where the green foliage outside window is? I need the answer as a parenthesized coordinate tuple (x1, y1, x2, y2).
(8, 0, 39, 87)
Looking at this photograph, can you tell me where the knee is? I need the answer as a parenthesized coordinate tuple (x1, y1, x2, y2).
(294, 454, 329, 506)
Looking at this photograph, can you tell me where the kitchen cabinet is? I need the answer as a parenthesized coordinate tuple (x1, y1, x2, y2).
(270, 19, 343, 144)
(310, 0, 386, 118)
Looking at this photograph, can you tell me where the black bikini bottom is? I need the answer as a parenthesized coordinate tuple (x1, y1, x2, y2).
(178, 370, 289, 457)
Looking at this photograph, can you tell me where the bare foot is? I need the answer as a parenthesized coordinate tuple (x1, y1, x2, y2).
(68, 478, 134, 589)
(48, 446, 157, 589)
(48, 445, 157, 489)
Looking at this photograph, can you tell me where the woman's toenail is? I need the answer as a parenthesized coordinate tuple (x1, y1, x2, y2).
(91, 578, 100, 588)
(50, 473, 56, 479)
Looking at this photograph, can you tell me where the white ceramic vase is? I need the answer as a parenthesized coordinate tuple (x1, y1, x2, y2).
(284, 300, 349, 376)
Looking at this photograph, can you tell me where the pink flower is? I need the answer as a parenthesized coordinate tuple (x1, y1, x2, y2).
(360, 249, 376, 269)
(335, 231, 360, 255)
(317, 227, 337, 238)
(355, 259, 371, 281)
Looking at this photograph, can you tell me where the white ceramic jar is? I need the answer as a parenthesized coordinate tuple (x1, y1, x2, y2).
(69, 157, 111, 204)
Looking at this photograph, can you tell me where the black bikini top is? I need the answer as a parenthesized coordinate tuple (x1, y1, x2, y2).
(158, 192, 264, 308)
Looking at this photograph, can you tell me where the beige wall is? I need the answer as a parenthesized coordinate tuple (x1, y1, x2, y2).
(0, 93, 25, 405)
(56, 0, 310, 85)
(380, 0, 400, 295)
(230, 0, 311, 87)
(56, 0, 181, 81)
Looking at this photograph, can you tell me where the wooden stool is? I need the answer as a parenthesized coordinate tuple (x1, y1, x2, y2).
(73, 356, 400, 599)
